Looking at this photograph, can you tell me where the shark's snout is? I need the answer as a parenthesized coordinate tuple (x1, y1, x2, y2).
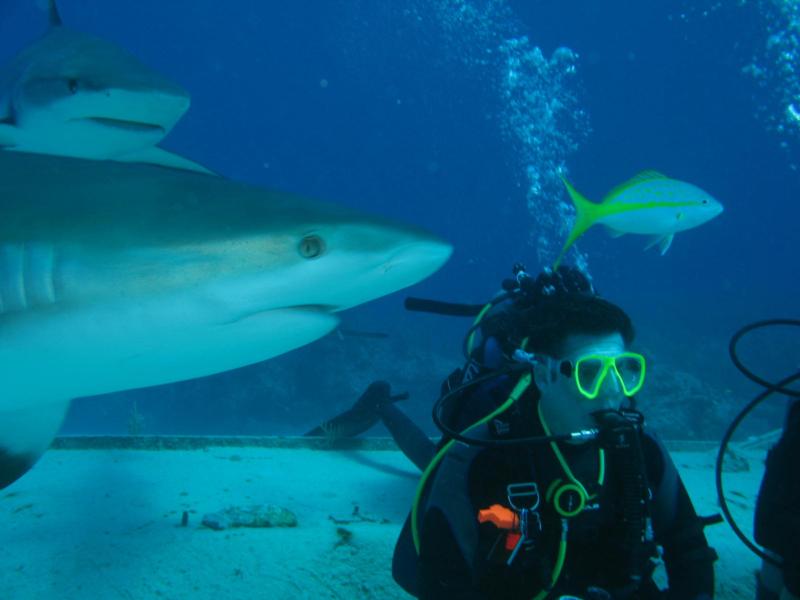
(383, 239, 453, 274)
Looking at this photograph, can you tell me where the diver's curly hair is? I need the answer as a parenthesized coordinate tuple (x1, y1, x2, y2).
(482, 266, 635, 358)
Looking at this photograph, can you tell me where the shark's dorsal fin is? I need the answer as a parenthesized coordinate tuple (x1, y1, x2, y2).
(48, 0, 63, 27)
(602, 170, 669, 203)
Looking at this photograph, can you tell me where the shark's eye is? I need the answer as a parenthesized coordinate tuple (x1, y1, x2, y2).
(67, 79, 79, 95)
(298, 235, 325, 259)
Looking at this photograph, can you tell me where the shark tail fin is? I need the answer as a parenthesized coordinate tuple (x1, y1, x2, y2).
(554, 177, 601, 268)
(0, 397, 71, 489)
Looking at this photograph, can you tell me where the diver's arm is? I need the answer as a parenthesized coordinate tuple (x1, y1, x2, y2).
(756, 400, 800, 597)
(660, 478, 716, 599)
(783, 511, 800, 597)
(378, 403, 436, 471)
(418, 508, 487, 600)
(646, 435, 716, 599)
(786, 561, 800, 598)
(780, 402, 800, 597)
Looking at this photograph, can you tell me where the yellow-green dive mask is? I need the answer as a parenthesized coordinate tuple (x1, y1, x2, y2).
(566, 352, 646, 399)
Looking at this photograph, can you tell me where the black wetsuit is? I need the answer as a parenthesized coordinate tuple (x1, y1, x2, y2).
(755, 400, 800, 597)
(381, 385, 716, 599)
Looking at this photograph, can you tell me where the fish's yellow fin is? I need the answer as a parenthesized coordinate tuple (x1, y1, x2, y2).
(602, 170, 669, 203)
(554, 177, 601, 268)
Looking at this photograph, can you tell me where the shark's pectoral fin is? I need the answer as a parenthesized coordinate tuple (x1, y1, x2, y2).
(644, 233, 674, 255)
(0, 397, 71, 489)
(0, 124, 18, 148)
(113, 147, 216, 175)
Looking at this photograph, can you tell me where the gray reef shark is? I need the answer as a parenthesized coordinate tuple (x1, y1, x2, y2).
(0, 151, 452, 488)
(0, 0, 210, 173)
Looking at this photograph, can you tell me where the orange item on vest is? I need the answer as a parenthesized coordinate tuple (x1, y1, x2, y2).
(478, 504, 520, 531)
(504, 531, 522, 551)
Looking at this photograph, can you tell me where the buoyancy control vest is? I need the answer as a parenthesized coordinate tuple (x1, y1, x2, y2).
(391, 387, 682, 598)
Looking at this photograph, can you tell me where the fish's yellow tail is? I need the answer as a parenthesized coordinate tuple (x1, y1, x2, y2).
(554, 177, 600, 268)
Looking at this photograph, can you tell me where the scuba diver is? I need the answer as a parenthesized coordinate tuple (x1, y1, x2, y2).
(314, 265, 718, 599)
(754, 397, 800, 600)
(718, 320, 800, 600)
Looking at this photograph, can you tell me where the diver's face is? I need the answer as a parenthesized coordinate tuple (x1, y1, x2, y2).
(537, 332, 627, 440)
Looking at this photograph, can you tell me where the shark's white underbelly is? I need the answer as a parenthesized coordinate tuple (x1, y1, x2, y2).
(0, 290, 338, 410)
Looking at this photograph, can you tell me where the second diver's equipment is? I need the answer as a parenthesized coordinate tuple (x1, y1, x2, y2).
(716, 319, 800, 571)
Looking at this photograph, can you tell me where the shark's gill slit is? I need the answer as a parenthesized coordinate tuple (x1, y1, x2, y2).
(0, 243, 25, 312)
(0, 243, 58, 313)
(23, 243, 57, 307)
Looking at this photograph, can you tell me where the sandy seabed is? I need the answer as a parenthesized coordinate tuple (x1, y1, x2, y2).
(0, 439, 763, 599)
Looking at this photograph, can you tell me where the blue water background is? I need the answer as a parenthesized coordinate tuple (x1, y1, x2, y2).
(1, 1, 796, 437)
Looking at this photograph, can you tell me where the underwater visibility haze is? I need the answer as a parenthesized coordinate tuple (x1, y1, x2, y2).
(0, 0, 786, 439)
(0, 0, 798, 598)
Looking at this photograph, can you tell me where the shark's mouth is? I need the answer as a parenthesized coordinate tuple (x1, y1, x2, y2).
(226, 304, 340, 325)
(82, 117, 165, 134)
